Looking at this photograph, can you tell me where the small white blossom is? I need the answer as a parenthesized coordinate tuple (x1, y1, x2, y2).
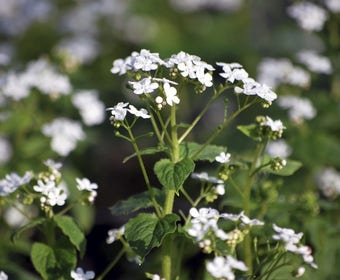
(164, 82, 180, 106)
(295, 266, 306, 278)
(72, 90, 105, 126)
(206, 255, 247, 280)
(34, 179, 68, 207)
(287, 2, 328, 32)
(0, 171, 32, 196)
(261, 116, 285, 132)
(191, 172, 223, 184)
(316, 167, 340, 198)
(106, 225, 125, 244)
(296, 50, 332, 74)
(272, 224, 303, 245)
(42, 118, 85, 157)
(215, 152, 231, 163)
(71, 267, 95, 280)
(129, 77, 159, 95)
(128, 105, 151, 119)
(151, 274, 165, 280)
(278, 96, 316, 124)
(214, 184, 225, 195)
(1, 71, 31, 101)
(217, 62, 249, 83)
(107, 102, 129, 122)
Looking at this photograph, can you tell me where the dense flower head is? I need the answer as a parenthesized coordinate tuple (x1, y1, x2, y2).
(72, 90, 105, 126)
(257, 58, 310, 89)
(287, 2, 328, 31)
(296, 50, 332, 74)
(0, 171, 32, 196)
(42, 118, 85, 156)
(206, 255, 248, 280)
(70, 267, 95, 280)
(278, 96, 316, 124)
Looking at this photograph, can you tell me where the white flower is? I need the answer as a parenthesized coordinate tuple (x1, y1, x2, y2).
(71, 267, 95, 280)
(272, 224, 303, 245)
(260, 116, 285, 132)
(0, 136, 12, 164)
(206, 256, 247, 279)
(287, 2, 328, 32)
(215, 152, 231, 163)
(316, 167, 340, 198)
(266, 140, 292, 159)
(107, 102, 129, 122)
(214, 184, 225, 195)
(278, 96, 316, 124)
(296, 50, 332, 74)
(76, 178, 98, 192)
(1, 71, 31, 101)
(151, 274, 165, 280)
(34, 179, 68, 207)
(106, 225, 125, 244)
(217, 62, 249, 83)
(0, 271, 8, 280)
(220, 211, 264, 226)
(129, 77, 159, 95)
(0, 171, 32, 196)
(111, 58, 130, 75)
(128, 105, 151, 119)
(42, 118, 85, 157)
(72, 90, 105, 126)
(191, 172, 223, 184)
(164, 82, 180, 106)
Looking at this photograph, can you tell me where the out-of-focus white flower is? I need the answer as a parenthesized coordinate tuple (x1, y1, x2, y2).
(0, 171, 32, 196)
(106, 225, 125, 244)
(316, 167, 340, 198)
(0, 136, 12, 164)
(34, 179, 68, 207)
(42, 118, 85, 157)
(296, 50, 332, 74)
(71, 267, 95, 280)
(206, 255, 247, 279)
(215, 152, 231, 163)
(257, 58, 310, 89)
(170, 0, 243, 13)
(287, 2, 328, 31)
(4, 204, 36, 227)
(0, 270, 8, 280)
(129, 77, 159, 95)
(266, 140, 292, 159)
(325, 0, 340, 12)
(76, 177, 98, 203)
(72, 90, 105, 126)
(220, 211, 264, 226)
(278, 96, 316, 124)
(260, 116, 286, 132)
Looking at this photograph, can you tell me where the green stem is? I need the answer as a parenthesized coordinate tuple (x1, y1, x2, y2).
(96, 247, 125, 280)
(125, 123, 162, 218)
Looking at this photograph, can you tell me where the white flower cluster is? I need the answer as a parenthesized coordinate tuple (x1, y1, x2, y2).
(287, 2, 328, 32)
(187, 207, 264, 246)
(106, 225, 125, 244)
(70, 267, 95, 280)
(72, 90, 105, 126)
(296, 50, 332, 74)
(76, 178, 98, 203)
(170, 0, 243, 13)
(107, 102, 151, 123)
(272, 224, 318, 269)
(278, 96, 316, 124)
(316, 167, 340, 198)
(257, 58, 310, 89)
(1, 58, 72, 101)
(42, 118, 85, 156)
(0, 171, 32, 197)
(33, 178, 68, 208)
(206, 255, 247, 280)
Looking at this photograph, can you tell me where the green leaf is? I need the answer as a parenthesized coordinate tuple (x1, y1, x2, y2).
(31, 243, 56, 280)
(154, 158, 195, 191)
(179, 142, 226, 162)
(123, 146, 168, 163)
(237, 124, 261, 141)
(53, 215, 86, 257)
(125, 213, 179, 259)
(110, 188, 165, 216)
(265, 160, 302, 176)
(11, 217, 45, 243)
